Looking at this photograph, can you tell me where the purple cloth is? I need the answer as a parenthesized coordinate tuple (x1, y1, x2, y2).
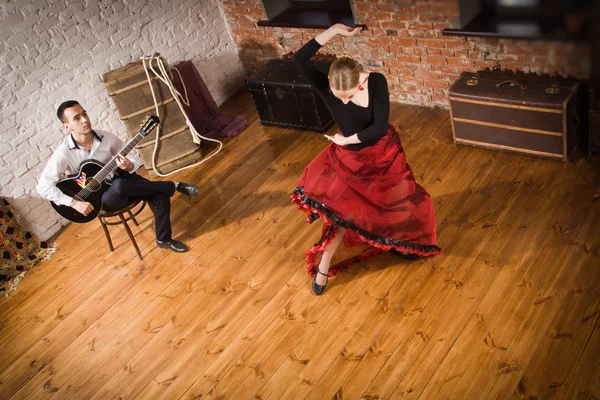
(172, 61, 247, 139)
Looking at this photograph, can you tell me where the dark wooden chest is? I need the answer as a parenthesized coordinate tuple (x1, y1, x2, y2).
(246, 59, 334, 132)
(449, 70, 581, 162)
(589, 88, 600, 156)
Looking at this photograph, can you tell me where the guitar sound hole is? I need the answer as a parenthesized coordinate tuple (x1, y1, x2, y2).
(86, 178, 102, 192)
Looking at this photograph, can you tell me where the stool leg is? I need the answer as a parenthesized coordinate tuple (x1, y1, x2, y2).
(128, 210, 139, 226)
(99, 218, 114, 251)
(119, 214, 142, 261)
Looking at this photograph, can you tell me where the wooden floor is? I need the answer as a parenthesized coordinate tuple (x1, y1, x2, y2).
(1, 90, 599, 400)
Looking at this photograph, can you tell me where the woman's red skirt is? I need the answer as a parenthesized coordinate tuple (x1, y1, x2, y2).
(291, 125, 441, 277)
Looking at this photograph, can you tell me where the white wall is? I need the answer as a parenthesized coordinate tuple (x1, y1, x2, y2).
(0, 0, 246, 240)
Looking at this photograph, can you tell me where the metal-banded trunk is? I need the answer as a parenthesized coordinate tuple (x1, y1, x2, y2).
(449, 70, 582, 162)
(103, 60, 203, 176)
(246, 59, 334, 133)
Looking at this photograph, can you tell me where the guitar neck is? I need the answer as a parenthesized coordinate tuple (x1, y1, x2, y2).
(95, 132, 145, 181)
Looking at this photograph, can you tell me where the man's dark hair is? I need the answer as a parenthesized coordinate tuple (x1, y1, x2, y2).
(57, 100, 81, 122)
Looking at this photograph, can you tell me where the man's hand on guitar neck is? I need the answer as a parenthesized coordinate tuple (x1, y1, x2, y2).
(116, 154, 134, 172)
(71, 199, 94, 216)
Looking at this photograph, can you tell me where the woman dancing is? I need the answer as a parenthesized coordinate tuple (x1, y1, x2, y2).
(291, 23, 441, 295)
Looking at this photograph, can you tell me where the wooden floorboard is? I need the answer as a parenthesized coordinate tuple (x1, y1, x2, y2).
(1, 89, 598, 400)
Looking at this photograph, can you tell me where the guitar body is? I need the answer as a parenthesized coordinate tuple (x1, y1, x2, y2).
(50, 159, 111, 223)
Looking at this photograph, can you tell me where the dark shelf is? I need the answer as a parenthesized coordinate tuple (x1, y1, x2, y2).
(442, 12, 589, 41)
(257, 9, 359, 29)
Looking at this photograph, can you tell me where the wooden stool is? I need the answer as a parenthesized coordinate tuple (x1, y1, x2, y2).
(98, 200, 147, 260)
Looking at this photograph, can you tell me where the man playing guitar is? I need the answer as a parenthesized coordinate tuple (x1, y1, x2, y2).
(37, 100, 198, 253)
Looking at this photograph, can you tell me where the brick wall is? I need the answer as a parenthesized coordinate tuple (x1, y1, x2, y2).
(222, 0, 590, 106)
(0, 0, 245, 240)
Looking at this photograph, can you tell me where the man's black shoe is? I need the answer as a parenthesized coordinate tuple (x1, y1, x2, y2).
(177, 183, 199, 198)
(157, 239, 188, 252)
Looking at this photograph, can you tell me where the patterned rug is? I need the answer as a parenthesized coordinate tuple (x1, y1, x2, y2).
(0, 198, 55, 297)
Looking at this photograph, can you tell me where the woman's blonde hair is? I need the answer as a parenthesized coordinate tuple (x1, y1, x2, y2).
(328, 55, 361, 91)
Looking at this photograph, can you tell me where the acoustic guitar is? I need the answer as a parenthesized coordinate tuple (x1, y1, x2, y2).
(50, 115, 160, 223)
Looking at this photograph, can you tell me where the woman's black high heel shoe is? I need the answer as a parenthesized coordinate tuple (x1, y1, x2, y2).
(312, 270, 329, 295)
